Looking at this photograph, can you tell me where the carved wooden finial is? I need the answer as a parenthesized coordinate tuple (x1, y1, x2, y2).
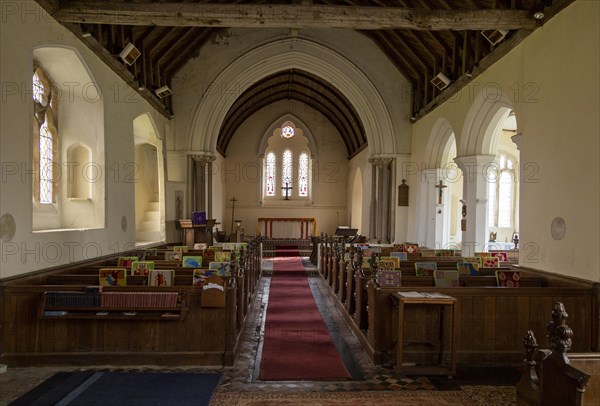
(523, 329, 539, 365)
(546, 301, 573, 354)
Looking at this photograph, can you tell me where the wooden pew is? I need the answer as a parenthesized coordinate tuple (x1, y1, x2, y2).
(0, 237, 264, 367)
(517, 302, 600, 406)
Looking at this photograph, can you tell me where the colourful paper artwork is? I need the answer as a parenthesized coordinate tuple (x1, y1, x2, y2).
(215, 251, 231, 262)
(148, 270, 174, 287)
(457, 262, 479, 275)
(173, 246, 189, 253)
(164, 252, 181, 261)
(390, 251, 408, 261)
(131, 261, 154, 276)
(462, 256, 483, 267)
(182, 256, 203, 268)
(434, 270, 460, 288)
(420, 249, 436, 257)
(415, 261, 437, 276)
(209, 261, 231, 276)
(117, 256, 138, 268)
(99, 268, 127, 286)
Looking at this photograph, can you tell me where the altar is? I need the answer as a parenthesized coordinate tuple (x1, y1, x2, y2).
(258, 217, 316, 239)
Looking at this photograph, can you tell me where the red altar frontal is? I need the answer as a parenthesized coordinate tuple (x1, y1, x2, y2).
(258, 218, 316, 239)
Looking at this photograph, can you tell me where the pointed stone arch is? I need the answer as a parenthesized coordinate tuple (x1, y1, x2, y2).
(188, 38, 395, 157)
(460, 90, 515, 156)
(425, 118, 458, 169)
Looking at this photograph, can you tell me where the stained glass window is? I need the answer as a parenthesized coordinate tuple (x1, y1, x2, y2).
(281, 125, 294, 139)
(265, 152, 276, 196)
(282, 149, 292, 189)
(298, 152, 308, 197)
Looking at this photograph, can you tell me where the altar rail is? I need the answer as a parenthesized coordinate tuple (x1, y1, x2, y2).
(258, 217, 316, 239)
(317, 237, 600, 367)
(0, 237, 264, 367)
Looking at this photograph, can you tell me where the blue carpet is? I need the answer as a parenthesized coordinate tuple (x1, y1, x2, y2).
(11, 371, 222, 406)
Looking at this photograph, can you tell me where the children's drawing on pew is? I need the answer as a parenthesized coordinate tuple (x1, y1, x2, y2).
(117, 256, 138, 268)
(403, 243, 419, 254)
(201, 275, 226, 307)
(165, 251, 181, 261)
(131, 261, 154, 276)
(457, 262, 479, 275)
(209, 261, 231, 276)
(496, 270, 521, 287)
(149, 270, 174, 287)
(99, 268, 127, 286)
(434, 270, 460, 288)
(390, 251, 408, 261)
(182, 256, 203, 268)
(415, 261, 437, 276)
(462, 256, 483, 268)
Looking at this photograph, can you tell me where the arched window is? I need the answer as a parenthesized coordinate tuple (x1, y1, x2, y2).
(263, 121, 311, 200)
(32, 67, 58, 205)
(488, 155, 515, 227)
(265, 152, 276, 196)
(282, 149, 292, 189)
(298, 152, 308, 197)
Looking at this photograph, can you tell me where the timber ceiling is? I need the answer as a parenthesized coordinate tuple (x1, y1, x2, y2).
(36, 0, 569, 157)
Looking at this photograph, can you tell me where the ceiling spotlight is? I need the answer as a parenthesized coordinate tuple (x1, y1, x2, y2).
(533, 11, 545, 20)
(82, 32, 92, 38)
(138, 85, 145, 91)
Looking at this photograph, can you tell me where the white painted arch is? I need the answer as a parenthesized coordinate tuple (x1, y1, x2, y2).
(425, 118, 457, 169)
(460, 89, 514, 156)
(188, 38, 395, 157)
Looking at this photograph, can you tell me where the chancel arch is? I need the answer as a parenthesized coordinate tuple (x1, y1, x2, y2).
(32, 46, 105, 232)
(188, 38, 395, 158)
(133, 113, 166, 245)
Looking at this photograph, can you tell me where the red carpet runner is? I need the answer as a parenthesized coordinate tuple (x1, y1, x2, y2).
(259, 256, 351, 381)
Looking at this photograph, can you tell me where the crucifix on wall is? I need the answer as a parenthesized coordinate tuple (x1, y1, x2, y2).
(281, 182, 292, 200)
(435, 180, 447, 204)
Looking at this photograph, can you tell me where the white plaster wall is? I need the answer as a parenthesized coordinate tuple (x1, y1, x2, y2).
(347, 148, 370, 236)
(409, 0, 600, 281)
(0, 0, 169, 279)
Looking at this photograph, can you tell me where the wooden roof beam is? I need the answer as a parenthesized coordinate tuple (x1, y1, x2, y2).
(54, 2, 537, 31)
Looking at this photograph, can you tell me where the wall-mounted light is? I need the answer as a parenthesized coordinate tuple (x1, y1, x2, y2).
(155, 85, 172, 98)
(431, 72, 451, 91)
(481, 29, 509, 46)
(119, 42, 141, 66)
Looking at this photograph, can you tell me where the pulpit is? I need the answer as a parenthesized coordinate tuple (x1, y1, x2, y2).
(180, 219, 216, 246)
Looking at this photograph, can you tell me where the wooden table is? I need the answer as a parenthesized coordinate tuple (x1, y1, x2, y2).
(392, 292, 458, 377)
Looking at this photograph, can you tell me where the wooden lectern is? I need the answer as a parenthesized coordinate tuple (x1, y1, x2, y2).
(180, 219, 216, 246)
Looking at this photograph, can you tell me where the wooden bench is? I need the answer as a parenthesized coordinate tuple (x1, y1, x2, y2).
(517, 302, 600, 406)
(0, 238, 264, 367)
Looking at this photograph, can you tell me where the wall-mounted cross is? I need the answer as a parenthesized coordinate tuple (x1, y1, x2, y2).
(435, 180, 447, 204)
(282, 182, 292, 200)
